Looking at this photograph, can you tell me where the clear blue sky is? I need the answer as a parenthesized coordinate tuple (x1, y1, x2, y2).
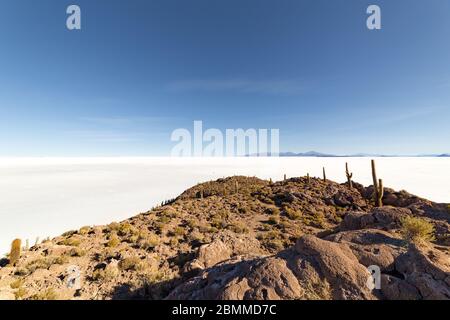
(0, 0, 449, 156)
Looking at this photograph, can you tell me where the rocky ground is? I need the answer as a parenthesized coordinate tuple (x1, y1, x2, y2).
(0, 176, 449, 300)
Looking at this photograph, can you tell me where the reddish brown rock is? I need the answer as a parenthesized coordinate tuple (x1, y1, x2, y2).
(168, 235, 376, 300)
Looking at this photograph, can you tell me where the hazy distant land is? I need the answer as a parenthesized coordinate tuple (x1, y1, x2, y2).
(0, 156, 449, 254)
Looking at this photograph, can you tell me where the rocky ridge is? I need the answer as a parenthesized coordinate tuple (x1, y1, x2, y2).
(0, 176, 449, 300)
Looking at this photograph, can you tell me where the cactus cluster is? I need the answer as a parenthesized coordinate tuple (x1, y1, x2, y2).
(371, 159, 384, 207)
(345, 162, 353, 189)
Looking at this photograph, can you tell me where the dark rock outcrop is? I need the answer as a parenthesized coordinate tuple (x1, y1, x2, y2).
(168, 235, 375, 300)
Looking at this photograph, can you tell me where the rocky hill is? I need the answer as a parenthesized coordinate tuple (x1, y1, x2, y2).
(0, 176, 449, 300)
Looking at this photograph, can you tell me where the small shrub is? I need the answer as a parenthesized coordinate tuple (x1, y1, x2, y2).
(117, 222, 138, 237)
(25, 256, 68, 274)
(106, 234, 120, 248)
(52, 256, 69, 265)
(217, 210, 230, 220)
(26, 259, 49, 273)
(187, 219, 198, 229)
(107, 222, 120, 232)
(138, 232, 160, 250)
(266, 206, 280, 216)
(400, 216, 435, 244)
(161, 207, 178, 218)
(265, 239, 284, 251)
(169, 226, 186, 237)
(10, 278, 24, 289)
(61, 230, 76, 237)
(159, 216, 170, 224)
(238, 206, 249, 214)
(139, 268, 172, 287)
(92, 265, 119, 281)
(311, 212, 326, 228)
(58, 237, 81, 247)
(301, 278, 332, 300)
(170, 238, 179, 246)
(229, 221, 250, 234)
(257, 229, 282, 241)
(268, 216, 280, 225)
(78, 226, 91, 235)
(206, 226, 219, 234)
(119, 256, 142, 271)
(69, 247, 87, 257)
(154, 222, 166, 234)
(197, 223, 210, 233)
(30, 288, 58, 300)
(188, 230, 204, 242)
(284, 207, 301, 220)
(14, 268, 28, 276)
(211, 218, 227, 230)
(260, 197, 275, 205)
(127, 234, 139, 243)
(14, 287, 27, 300)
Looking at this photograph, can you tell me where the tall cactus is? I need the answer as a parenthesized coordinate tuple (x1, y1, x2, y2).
(283, 174, 287, 181)
(345, 162, 353, 189)
(377, 178, 384, 207)
(322, 167, 326, 182)
(307, 173, 310, 184)
(9, 239, 21, 266)
(371, 160, 384, 207)
(234, 180, 239, 194)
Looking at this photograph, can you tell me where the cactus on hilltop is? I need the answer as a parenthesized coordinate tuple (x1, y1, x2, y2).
(9, 239, 21, 266)
(371, 160, 384, 207)
(345, 162, 353, 189)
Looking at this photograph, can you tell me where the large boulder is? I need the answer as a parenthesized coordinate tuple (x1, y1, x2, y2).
(340, 211, 376, 230)
(380, 274, 421, 300)
(340, 207, 411, 231)
(293, 235, 375, 300)
(183, 240, 233, 276)
(380, 243, 450, 300)
(326, 229, 405, 272)
(197, 240, 232, 268)
(168, 235, 376, 300)
(394, 243, 450, 299)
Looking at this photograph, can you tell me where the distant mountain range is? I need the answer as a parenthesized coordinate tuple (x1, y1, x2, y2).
(250, 151, 450, 157)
